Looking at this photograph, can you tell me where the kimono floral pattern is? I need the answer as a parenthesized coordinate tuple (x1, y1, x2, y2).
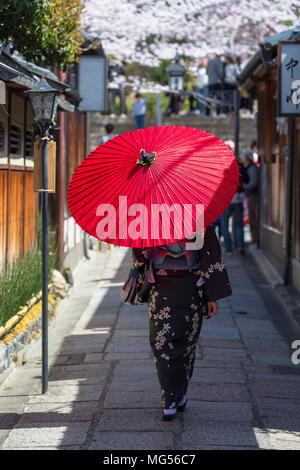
(202, 258, 225, 279)
(148, 287, 158, 312)
(148, 268, 206, 409)
(155, 269, 168, 276)
(132, 257, 146, 269)
(197, 226, 232, 301)
(194, 255, 226, 281)
(130, 225, 232, 410)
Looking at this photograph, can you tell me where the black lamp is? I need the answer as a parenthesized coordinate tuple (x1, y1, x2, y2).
(26, 77, 59, 126)
(25, 76, 59, 394)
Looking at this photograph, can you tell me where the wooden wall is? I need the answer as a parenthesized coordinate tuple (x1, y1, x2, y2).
(0, 169, 37, 267)
(293, 118, 300, 263)
(67, 111, 86, 187)
(257, 71, 285, 233)
(0, 82, 87, 272)
(47, 107, 87, 270)
(252, 69, 285, 276)
(251, 66, 300, 288)
(0, 87, 38, 269)
(63, 110, 86, 253)
(0, 170, 7, 268)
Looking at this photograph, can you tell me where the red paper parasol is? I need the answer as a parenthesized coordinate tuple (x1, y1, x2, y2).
(67, 125, 239, 248)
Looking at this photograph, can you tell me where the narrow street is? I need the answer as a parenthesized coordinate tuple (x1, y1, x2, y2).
(1, 246, 300, 450)
(2, 0, 300, 456)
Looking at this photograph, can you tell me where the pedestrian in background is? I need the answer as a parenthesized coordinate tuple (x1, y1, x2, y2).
(207, 54, 225, 116)
(188, 85, 199, 114)
(220, 140, 246, 254)
(221, 172, 246, 254)
(250, 139, 259, 165)
(132, 93, 149, 129)
(196, 57, 209, 115)
(241, 149, 259, 244)
(223, 56, 238, 115)
(164, 93, 180, 117)
(98, 123, 117, 146)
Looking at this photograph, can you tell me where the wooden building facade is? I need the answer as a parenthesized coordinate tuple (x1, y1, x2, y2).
(239, 27, 300, 294)
(0, 49, 88, 272)
(0, 68, 37, 269)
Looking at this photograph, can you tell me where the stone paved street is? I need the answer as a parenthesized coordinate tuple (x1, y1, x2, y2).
(1, 246, 300, 450)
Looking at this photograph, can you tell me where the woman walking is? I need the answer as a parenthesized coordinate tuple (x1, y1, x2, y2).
(67, 125, 239, 422)
(131, 225, 232, 421)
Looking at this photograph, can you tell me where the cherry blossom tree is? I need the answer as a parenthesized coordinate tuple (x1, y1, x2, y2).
(82, 0, 300, 66)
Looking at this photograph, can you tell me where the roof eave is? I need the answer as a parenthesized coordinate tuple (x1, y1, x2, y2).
(0, 52, 82, 106)
(237, 27, 300, 85)
(236, 50, 261, 84)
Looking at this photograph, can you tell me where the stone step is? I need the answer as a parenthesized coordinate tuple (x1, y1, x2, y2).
(88, 113, 256, 155)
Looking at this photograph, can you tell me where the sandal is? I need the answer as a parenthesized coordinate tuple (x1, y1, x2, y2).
(161, 407, 177, 421)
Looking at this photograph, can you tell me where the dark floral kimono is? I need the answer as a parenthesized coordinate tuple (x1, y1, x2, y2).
(131, 225, 232, 409)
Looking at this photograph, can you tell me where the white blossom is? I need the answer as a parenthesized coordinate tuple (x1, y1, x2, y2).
(82, 0, 300, 67)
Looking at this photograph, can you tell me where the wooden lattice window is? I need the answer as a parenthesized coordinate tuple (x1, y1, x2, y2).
(25, 130, 34, 157)
(0, 120, 5, 154)
(10, 124, 22, 155)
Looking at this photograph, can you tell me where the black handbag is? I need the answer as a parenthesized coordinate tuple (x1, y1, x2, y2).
(138, 263, 153, 302)
(120, 260, 154, 305)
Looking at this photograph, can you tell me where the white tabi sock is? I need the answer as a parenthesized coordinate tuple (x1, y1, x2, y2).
(163, 407, 177, 415)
